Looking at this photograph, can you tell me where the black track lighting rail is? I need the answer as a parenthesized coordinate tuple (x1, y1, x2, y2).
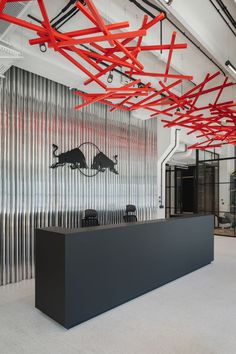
(129, 0, 226, 76)
(209, 0, 236, 37)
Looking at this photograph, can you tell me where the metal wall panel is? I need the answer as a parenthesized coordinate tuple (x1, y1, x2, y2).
(0, 66, 158, 286)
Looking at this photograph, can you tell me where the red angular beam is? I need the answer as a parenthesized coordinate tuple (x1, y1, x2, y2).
(74, 80, 141, 110)
(128, 15, 148, 77)
(29, 21, 130, 46)
(85, 0, 114, 45)
(164, 31, 176, 83)
(76, 0, 144, 70)
(159, 81, 186, 108)
(37, 0, 57, 49)
(188, 73, 210, 112)
(109, 44, 188, 52)
(54, 29, 147, 47)
(129, 79, 182, 110)
(83, 12, 166, 86)
(57, 47, 107, 89)
(109, 82, 152, 112)
(94, 12, 166, 65)
(132, 71, 193, 81)
(213, 77, 229, 106)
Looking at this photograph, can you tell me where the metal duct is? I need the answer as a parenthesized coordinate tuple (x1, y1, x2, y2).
(0, 66, 158, 286)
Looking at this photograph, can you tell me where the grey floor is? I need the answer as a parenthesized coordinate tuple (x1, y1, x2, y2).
(1, 236, 236, 354)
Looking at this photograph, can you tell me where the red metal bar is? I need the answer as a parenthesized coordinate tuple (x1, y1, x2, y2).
(56, 29, 146, 47)
(113, 41, 144, 71)
(188, 73, 210, 112)
(109, 44, 188, 52)
(0, 13, 48, 33)
(85, 0, 114, 46)
(66, 21, 130, 36)
(164, 31, 176, 83)
(75, 92, 115, 110)
(150, 103, 180, 118)
(94, 12, 165, 65)
(84, 47, 140, 86)
(83, 13, 165, 85)
(29, 22, 130, 46)
(75, 48, 141, 70)
(57, 47, 107, 89)
(76, 0, 98, 26)
(67, 46, 104, 73)
(213, 77, 228, 105)
(2, 0, 32, 2)
(159, 80, 186, 108)
(0, 0, 9, 13)
(129, 79, 182, 111)
(110, 82, 151, 112)
(128, 15, 148, 77)
(132, 71, 193, 81)
(190, 101, 234, 113)
(181, 71, 221, 98)
(37, 0, 57, 49)
(77, 0, 144, 67)
(186, 82, 234, 100)
(75, 80, 141, 109)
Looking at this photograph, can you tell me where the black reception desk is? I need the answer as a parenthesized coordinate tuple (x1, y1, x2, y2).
(35, 215, 214, 329)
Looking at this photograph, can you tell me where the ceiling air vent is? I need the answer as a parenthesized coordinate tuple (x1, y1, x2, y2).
(0, 40, 22, 77)
(0, 40, 22, 58)
(0, 1, 28, 37)
(0, 63, 10, 78)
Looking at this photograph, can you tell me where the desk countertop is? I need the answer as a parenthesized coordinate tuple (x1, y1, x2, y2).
(38, 214, 212, 235)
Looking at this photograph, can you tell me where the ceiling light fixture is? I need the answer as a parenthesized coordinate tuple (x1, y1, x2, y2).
(39, 43, 47, 53)
(162, 0, 174, 5)
(107, 71, 114, 83)
(225, 60, 236, 75)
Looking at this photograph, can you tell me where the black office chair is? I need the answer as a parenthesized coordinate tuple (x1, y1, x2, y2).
(123, 205, 137, 223)
(81, 209, 100, 227)
(216, 214, 231, 229)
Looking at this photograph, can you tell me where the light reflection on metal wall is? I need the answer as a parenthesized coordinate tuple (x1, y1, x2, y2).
(0, 67, 158, 286)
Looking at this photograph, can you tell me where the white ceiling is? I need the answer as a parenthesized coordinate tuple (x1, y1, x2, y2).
(0, 0, 235, 119)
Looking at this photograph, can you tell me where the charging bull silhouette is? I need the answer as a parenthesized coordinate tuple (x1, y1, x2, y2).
(50, 144, 88, 169)
(91, 152, 118, 175)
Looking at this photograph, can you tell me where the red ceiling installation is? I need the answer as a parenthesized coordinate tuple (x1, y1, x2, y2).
(161, 72, 236, 149)
(0, 0, 235, 149)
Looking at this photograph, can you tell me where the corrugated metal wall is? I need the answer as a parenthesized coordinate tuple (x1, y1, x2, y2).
(0, 66, 158, 286)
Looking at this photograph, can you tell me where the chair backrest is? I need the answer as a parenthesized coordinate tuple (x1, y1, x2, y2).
(85, 209, 98, 218)
(81, 209, 100, 227)
(216, 214, 231, 224)
(126, 204, 136, 213)
(123, 204, 137, 223)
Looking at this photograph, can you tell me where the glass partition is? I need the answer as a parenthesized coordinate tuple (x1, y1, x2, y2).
(197, 149, 236, 237)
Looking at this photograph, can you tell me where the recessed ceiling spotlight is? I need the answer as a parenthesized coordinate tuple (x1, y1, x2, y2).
(225, 60, 236, 75)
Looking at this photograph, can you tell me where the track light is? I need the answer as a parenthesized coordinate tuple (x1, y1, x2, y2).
(39, 43, 47, 53)
(135, 82, 145, 98)
(162, 0, 174, 5)
(107, 70, 113, 83)
(137, 82, 145, 88)
(225, 60, 236, 75)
